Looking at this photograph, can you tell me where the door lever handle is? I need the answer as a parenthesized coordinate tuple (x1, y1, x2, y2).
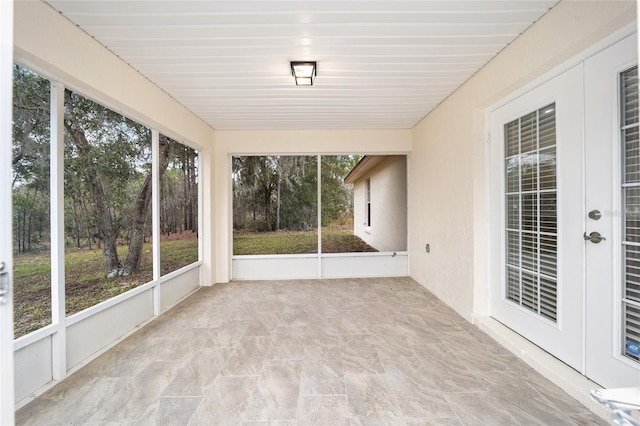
(584, 231, 606, 244)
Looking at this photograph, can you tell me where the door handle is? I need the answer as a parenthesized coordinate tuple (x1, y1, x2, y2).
(584, 231, 606, 244)
(0, 262, 8, 304)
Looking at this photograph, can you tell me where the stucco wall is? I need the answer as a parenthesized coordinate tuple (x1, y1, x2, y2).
(214, 130, 411, 282)
(409, 0, 636, 321)
(352, 156, 407, 252)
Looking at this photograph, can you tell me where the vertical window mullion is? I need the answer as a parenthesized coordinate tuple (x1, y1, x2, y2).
(536, 109, 541, 315)
(518, 117, 523, 305)
(317, 154, 322, 278)
(151, 129, 160, 315)
(50, 81, 66, 379)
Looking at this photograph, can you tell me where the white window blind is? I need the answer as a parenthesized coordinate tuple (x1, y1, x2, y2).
(504, 103, 558, 322)
(621, 65, 640, 363)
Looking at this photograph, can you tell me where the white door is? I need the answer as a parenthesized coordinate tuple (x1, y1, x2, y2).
(491, 33, 640, 388)
(489, 64, 586, 372)
(584, 34, 640, 388)
(0, 0, 15, 423)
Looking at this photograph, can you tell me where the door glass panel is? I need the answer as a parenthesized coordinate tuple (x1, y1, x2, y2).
(504, 103, 558, 322)
(621, 65, 640, 363)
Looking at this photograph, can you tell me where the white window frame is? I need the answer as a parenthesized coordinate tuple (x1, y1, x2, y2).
(11, 63, 205, 409)
(230, 154, 409, 280)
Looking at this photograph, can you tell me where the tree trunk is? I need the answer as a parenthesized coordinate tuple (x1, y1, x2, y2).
(182, 154, 189, 232)
(121, 137, 171, 275)
(276, 172, 281, 230)
(27, 212, 32, 251)
(16, 211, 21, 254)
(121, 171, 152, 275)
(64, 91, 120, 277)
(86, 152, 120, 277)
(21, 210, 26, 254)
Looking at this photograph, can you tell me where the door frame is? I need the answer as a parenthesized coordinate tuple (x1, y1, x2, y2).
(485, 22, 638, 385)
(0, 0, 15, 423)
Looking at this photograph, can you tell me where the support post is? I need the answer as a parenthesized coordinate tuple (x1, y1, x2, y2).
(50, 82, 66, 379)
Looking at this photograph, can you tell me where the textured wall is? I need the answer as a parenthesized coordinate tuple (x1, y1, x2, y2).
(409, 0, 636, 320)
(352, 156, 407, 252)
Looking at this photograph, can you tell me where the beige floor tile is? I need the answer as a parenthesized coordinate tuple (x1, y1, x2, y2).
(135, 396, 202, 426)
(296, 395, 350, 426)
(16, 277, 606, 426)
(299, 345, 345, 396)
(244, 360, 302, 421)
(344, 373, 403, 422)
(187, 376, 257, 425)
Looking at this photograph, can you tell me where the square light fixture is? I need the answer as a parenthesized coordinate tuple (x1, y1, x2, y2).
(290, 61, 316, 86)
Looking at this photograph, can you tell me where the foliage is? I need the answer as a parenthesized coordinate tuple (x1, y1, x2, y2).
(232, 155, 361, 234)
(233, 155, 318, 232)
(12, 65, 51, 254)
(12, 64, 201, 337)
(321, 155, 361, 226)
(161, 143, 198, 236)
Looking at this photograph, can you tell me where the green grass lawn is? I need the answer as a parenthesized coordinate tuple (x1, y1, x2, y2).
(13, 235, 198, 338)
(233, 227, 377, 255)
(14, 228, 371, 338)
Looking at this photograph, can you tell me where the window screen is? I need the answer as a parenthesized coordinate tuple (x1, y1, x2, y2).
(504, 103, 558, 322)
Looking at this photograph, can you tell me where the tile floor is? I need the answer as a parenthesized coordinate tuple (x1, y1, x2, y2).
(16, 277, 607, 425)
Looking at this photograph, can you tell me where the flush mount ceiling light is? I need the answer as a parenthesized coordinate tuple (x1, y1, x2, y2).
(290, 61, 316, 86)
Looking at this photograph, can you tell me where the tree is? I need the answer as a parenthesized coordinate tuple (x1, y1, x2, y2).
(232, 155, 318, 232)
(321, 155, 361, 226)
(64, 89, 173, 277)
(160, 142, 198, 236)
(12, 64, 51, 255)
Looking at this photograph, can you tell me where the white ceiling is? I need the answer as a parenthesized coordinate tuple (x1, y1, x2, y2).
(46, 0, 558, 130)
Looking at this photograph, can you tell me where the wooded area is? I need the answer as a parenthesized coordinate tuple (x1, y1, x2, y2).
(13, 64, 198, 270)
(12, 64, 199, 336)
(232, 155, 361, 233)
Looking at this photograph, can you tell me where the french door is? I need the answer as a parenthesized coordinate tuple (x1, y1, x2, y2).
(584, 34, 640, 388)
(490, 63, 585, 372)
(490, 33, 640, 388)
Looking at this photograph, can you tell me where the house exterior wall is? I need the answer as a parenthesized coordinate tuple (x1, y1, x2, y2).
(409, 0, 636, 323)
(213, 130, 411, 282)
(351, 156, 407, 252)
(409, 0, 635, 414)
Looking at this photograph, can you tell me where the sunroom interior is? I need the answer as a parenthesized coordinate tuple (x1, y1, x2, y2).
(3, 0, 639, 424)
